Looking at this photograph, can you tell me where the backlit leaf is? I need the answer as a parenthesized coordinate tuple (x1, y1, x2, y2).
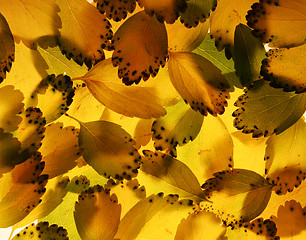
(112, 11, 168, 85)
(137, 0, 187, 23)
(234, 24, 266, 87)
(264, 118, 306, 195)
(134, 119, 154, 149)
(77, 58, 167, 119)
(167, 20, 209, 52)
(210, 0, 257, 55)
(232, 80, 306, 137)
(0, 152, 48, 228)
(57, 0, 113, 68)
(0, 0, 61, 48)
(74, 185, 121, 240)
(261, 45, 306, 93)
(76, 119, 141, 180)
(96, 0, 137, 21)
(168, 51, 230, 116)
(0, 85, 24, 133)
(247, 0, 306, 48)
(180, 0, 217, 28)
(151, 99, 204, 157)
(12, 222, 68, 240)
(40, 122, 81, 179)
(0, 13, 15, 83)
(201, 169, 273, 227)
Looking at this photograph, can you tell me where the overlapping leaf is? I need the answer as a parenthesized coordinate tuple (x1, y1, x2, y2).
(96, 0, 137, 21)
(233, 80, 306, 137)
(247, 0, 306, 48)
(112, 11, 168, 85)
(168, 51, 230, 116)
(261, 45, 306, 93)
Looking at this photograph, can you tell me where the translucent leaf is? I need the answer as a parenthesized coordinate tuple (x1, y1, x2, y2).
(232, 80, 306, 137)
(140, 150, 207, 201)
(112, 11, 168, 85)
(234, 24, 266, 87)
(210, 0, 257, 55)
(177, 115, 234, 184)
(167, 20, 209, 52)
(151, 99, 204, 157)
(0, 85, 24, 133)
(78, 58, 167, 119)
(40, 122, 81, 179)
(115, 193, 195, 240)
(76, 119, 141, 180)
(180, 0, 217, 28)
(0, 152, 48, 228)
(261, 45, 306, 93)
(174, 211, 226, 240)
(74, 185, 121, 240)
(270, 200, 306, 239)
(168, 51, 230, 116)
(137, 0, 187, 23)
(264, 118, 306, 195)
(0, 12, 15, 83)
(13, 176, 69, 229)
(57, 0, 113, 68)
(12, 222, 68, 240)
(0, 0, 61, 48)
(96, 0, 137, 21)
(134, 119, 154, 149)
(247, 0, 306, 48)
(201, 169, 273, 227)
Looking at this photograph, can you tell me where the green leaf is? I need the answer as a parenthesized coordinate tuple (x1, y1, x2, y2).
(201, 169, 273, 227)
(232, 80, 306, 137)
(234, 24, 266, 87)
(151, 99, 204, 157)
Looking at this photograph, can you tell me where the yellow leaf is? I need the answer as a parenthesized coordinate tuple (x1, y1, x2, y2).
(134, 119, 154, 149)
(0, 0, 61, 48)
(247, 0, 306, 48)
(168, 51, 230, 116)
(77, 58, 167, 119)
(57, 0, 113, 67)
(137, 0, 187, 23)
(261, 45, 306, 93)
(0, 13, 15, 83)
(112, 11, 168, 85)
(74, 185, 121, 240)
(96, 0, 137, 21)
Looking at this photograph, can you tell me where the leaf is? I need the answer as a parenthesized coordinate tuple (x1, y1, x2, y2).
(261, 45, 306, 93)
(96, 0, 137, 21)
(174, 211, 226, 240)
(12, 222, 68, 240)
(0, 85, 24, 133)
(0, 152, 48, 228)
(57, 0, 113, 68)
(112, 10, 168, 85)
(77, 58, 167, 119)
(137, 0, 187, 23)
(0, 12, 15, 83)
(134, 119, 154, 149)
(246, 0, 306, 48)
(201, 169, 273, 227)
(151, 99, 204, 157)
(264, 118, 306, 194)
(209, 0, 257, 55)
(115, 193, 195, 240)
(233, 24, 266, 87)
(40, 122, 81, 179)
(140, 150, 207, 201)
(179, 0, 217, 28)
(168, 51, 230, 116)
(232, 80, 306, 137)
(77, 119, 141, 180)
(74, 185, 121, 240)
(0, 0, 61, 48)
(167, 20, 209, 52)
